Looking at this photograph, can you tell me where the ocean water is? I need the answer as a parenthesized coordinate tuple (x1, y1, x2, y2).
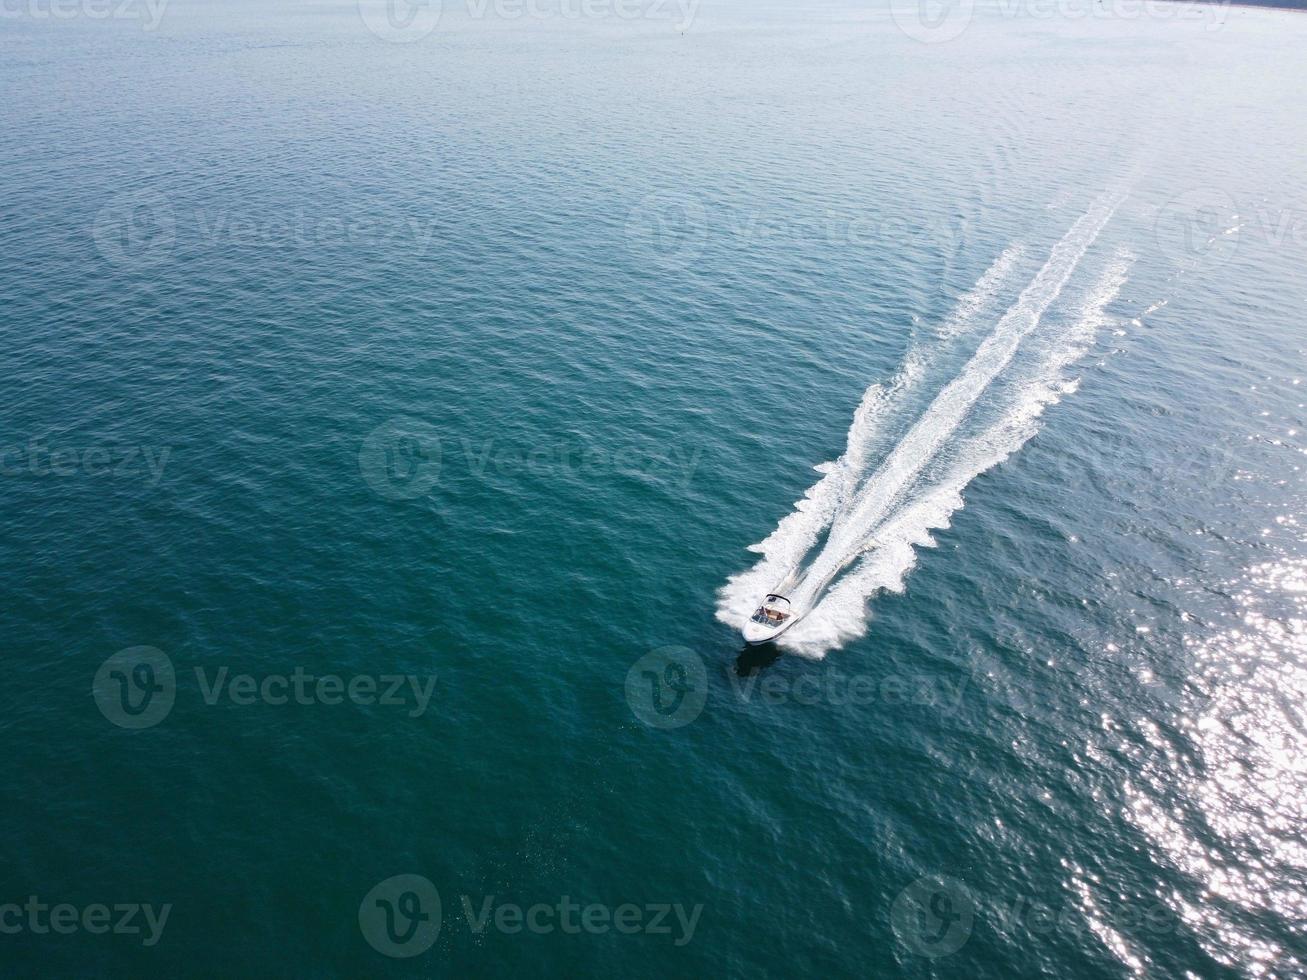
(2, 0, 1305, 975)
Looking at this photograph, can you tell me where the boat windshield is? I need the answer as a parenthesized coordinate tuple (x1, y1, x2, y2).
(750, 595, 791, 627)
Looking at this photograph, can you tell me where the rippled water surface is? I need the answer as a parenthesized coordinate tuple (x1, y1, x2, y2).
(1, 0, 1305, 975)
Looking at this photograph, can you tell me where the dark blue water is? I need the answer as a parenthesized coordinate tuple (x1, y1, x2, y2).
(2, 0, 1305, 975)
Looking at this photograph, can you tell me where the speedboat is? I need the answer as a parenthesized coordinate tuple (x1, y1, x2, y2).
(742, 593, 799, 645)
(739, 541, 865, 646)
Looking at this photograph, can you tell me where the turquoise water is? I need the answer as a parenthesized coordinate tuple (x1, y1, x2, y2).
(2, 1, 1306, 975)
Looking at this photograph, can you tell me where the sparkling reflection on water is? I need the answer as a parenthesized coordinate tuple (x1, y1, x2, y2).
(1124, 556, 1307, 976)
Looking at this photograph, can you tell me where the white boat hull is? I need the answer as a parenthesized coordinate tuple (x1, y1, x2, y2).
(742, 610, 801, 645)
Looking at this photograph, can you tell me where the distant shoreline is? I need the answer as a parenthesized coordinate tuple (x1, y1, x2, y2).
(1166, 0, 1307, 10)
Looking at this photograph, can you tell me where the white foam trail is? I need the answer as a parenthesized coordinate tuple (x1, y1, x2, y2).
(719, 189, 1131, 657)
(790, 249, 1133, 655)
(716, 243, 1029, 635)
(935, 243, 1026, 341)
(806, 194, 1124, 590)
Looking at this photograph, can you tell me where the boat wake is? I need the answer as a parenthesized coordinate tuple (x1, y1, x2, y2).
(718, 191, 1133, 658)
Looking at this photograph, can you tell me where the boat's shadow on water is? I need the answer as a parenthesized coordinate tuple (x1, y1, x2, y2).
(733, 644, 782, 676)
